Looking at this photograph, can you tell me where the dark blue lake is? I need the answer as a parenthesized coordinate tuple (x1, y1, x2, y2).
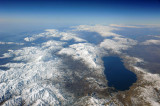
(103, 56, 137, 91)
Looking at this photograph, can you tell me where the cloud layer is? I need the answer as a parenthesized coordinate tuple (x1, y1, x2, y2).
(100, 37, 137, 53)
(72, 25, 121, 37)
(0, 42, 24, 45)
(141, 39, 160, 45)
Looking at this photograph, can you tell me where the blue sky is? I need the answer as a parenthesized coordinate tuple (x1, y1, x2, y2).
(0, 0, 160, 25)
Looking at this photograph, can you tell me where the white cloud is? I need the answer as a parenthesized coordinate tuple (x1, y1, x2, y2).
(72, 25, 137, 54)
(141, 39, 160, 45)
(110, 24, 141, 28)
(72, 25, 121, 37)
(100, 37, 137, 53)
(154, 36, 160, 38)
(0, 41, 24, 45)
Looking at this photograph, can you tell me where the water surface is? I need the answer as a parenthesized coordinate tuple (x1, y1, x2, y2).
(103, 56, 137, 91)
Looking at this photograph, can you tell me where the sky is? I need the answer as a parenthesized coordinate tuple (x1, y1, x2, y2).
(0, 0, 160, 27)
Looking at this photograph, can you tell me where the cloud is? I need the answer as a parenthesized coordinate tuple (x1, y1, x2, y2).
(154, 36, 160, 38)
(110, 24, 141, 28)
(147, 35, 160, 39)
(100, 37, 137, 53)
(0, 42, 24, 45)
(137, 24, 160, 28)
(72, 25, 121, 37)
(141, 39, 160, 45)
(72, 25, 138, 54)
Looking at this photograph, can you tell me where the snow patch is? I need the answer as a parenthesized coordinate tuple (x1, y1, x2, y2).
(24, 29, 85, 42)
(58, 43, 102, 69)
